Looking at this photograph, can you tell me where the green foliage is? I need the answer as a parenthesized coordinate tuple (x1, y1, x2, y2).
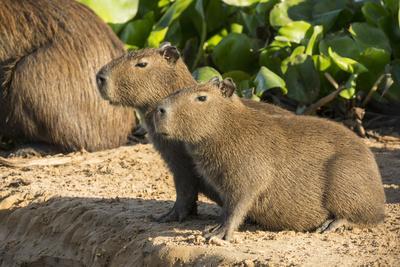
(84, 0, 400, 108)
(79, 0, 139, 23)
(192, 66, 222, 82)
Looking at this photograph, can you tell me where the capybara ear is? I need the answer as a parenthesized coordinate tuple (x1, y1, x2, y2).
(159, 42, 180, 63)
(219, 78, 236, 98)
(209, 76, 221, 87)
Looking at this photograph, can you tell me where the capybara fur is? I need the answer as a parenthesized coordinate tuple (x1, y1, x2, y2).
(0, 0, 135, 152)
(153, 79, 386, 241)
(96, 43, 291, 222)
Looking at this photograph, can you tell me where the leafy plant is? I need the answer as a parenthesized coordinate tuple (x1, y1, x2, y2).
(82, 0, 400, 115)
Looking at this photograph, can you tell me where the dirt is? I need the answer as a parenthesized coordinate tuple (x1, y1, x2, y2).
(0, 138, 399, 266)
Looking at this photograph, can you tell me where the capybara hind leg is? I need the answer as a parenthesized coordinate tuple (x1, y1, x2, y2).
(325, 154, 385, 226)
(318, 218, 354, 233)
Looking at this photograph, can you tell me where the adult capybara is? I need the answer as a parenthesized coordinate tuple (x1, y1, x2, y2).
(96, 43, 291, 222)
(0, 0, 135, 152)
(153, 79, 385, 241)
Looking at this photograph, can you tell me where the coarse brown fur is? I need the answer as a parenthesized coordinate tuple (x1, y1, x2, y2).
(0, 0, 135, 152)
(96, 44, 291, 222)
(154, 79, 386, 241)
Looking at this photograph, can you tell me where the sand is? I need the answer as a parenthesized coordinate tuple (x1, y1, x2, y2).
(0, 139, 399, 266)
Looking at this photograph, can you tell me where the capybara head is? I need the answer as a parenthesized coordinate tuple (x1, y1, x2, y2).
(153, 77, 241, 143)
(96, 42, 193, 109)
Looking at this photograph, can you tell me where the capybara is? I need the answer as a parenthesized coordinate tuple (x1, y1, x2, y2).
(153, 78, 385, 241)
(0, 0, 135, 152)
(96, 43, 291, 222)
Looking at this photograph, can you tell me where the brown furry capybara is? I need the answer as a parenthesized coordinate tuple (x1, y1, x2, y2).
(0, 0, 135, 152)
(96, 43, 291, 222)
(153, 78, 386, 241)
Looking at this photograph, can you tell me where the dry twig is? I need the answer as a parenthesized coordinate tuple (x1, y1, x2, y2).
(0, 154, 105, 168)
(303, 73, 345, 115)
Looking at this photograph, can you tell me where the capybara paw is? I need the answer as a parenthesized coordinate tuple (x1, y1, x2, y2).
(317, 218, 353, 233)
(9, 147, 42, 158)
(153, 208, 180, 223)
(204, 224, 231, 241)
(316, 219, 334, 233)
(153, 203, 197, 223)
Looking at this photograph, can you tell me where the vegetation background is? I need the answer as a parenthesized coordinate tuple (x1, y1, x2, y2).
(79, 0, 400, 119)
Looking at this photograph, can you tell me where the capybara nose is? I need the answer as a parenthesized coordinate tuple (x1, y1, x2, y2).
(96, 72, 107, 91)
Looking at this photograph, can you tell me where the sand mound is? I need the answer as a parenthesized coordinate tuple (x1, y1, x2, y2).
(1, 142, 399, 266)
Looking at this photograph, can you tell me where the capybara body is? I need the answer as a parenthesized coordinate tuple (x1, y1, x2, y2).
(97, 44, 291, 222)
(153, 80, 386, 240)
(0, 0, 135, 152)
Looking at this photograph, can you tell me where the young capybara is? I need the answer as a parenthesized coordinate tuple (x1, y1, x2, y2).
(96, 43, 291, 222)
(153, 78, 386, 241)
(0, 0, 135, 152)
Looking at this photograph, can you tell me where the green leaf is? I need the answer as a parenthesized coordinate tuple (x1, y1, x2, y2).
(189, 0, 207, 69)
(349, 23, 392, 53)
(222, 0, 260, 7)
(383, 0, 399, 15)
(340, 74, 358, 100)
(120, 13, 154, 47)
(328, 47, 368, 74)
(356, 48, 390, 94)
(359, 48, 390, 75)
(306, 25, 323, 55)
(362, 2, 389, 27)
(78, 0, 139, 24)
(204, 29, 229, 52)
(269, 0, 304, 28)
(231, 23, 244, 34)
(259, 46, 290, 75)
(281, 46, 306, 74)
(385, 61, 400, 102)
(275, 21, 312, 44)
(284, 54, 320, 104)
(147, 0, 193, 47)
(192, 67, 222, 82)
(312, 55, 331, 71)
(269, 0, 347, 31)
(222, 71, 251, 85)
(147, 28, 168, 47)
(319, 34, 360, 59)
(254, 66, 287, 97)
(205, 0, 231, 33)
(242, 87, 261, 101)
(212, 33, 257, 73)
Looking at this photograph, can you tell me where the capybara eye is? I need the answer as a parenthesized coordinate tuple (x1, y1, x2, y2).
(135, 62, 148, 68)
(196, 95, 207, 102)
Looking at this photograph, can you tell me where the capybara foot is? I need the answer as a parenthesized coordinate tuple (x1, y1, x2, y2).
(8, 143, 58, 158)
(317, 218, 354, 233)
(154, 202, 197, 223)
(204, 224, 232, 241)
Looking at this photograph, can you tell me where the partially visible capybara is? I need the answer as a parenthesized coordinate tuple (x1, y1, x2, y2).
(153, 78, 385, 241)
(0, 0, 135, 152)
(96, 43, 291, 222)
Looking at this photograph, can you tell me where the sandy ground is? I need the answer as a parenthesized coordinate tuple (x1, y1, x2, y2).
(0, 138, 399, 266)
